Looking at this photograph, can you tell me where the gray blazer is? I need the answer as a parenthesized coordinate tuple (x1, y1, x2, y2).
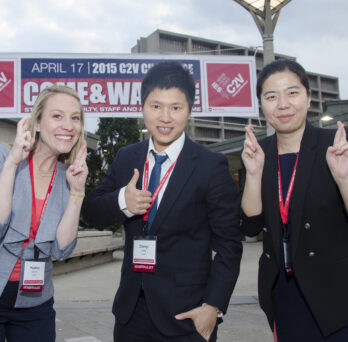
(0, 144, 77, 308)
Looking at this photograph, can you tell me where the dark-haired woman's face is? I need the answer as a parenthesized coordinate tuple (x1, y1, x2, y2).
(261, 71, 311, 135)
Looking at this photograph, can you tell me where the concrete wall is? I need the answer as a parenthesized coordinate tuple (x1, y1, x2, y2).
(53, 230, 124, 275)
(0, 119, 16, 146)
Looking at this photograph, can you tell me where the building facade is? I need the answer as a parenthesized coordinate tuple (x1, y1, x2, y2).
(132, 29, 340, 145)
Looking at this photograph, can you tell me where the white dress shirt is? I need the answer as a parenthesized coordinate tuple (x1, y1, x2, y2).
(118, 132, 185, 218)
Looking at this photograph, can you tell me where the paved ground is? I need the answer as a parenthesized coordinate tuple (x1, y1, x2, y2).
(53, 242, 273, 342)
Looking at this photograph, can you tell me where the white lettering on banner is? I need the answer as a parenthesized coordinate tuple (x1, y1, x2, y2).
(77, 82, 89, 105)
(130, 82, 141, 105)
(0, 72, 11, 92)
(31, 63, 40, 73)
(182, 63, 194, 75)
(107, 82, 131, 105)
(92, 62, 117, 74)
(211, 73, 230, 99)
(141, 63, 155, 74)
(226, 73, 248, 97)
(0, 72, 7, 83)
(23, 81, 89, 106)
(31, 62, 67, 73)
(119, 63, 139, 74)
(107, 82, 141, 105)
(70, 63, 84, 73)
(23, 81, 55, 105)
(23, 81, 142, 107)
(90, 83, 106, 104)
(122, 107, 138, 112)
(23, 82, 39, 105)
(98, 106, 121, 112)
(194, 83, 200, 105)
(84, 107, 99, 112)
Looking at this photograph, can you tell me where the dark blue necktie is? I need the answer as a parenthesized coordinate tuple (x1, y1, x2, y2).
(147, 151, 168, 233)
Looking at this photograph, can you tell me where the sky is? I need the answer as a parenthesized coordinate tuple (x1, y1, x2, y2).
(1, 0, 347, 133)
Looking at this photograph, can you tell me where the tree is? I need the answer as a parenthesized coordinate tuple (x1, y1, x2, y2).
(96, 118, 140, 169)
(82, 118, 140, 230)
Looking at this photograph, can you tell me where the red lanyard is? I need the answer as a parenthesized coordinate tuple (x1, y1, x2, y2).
(143, 153, 177, 222)
(28, 153, 58, 237)
(277, 151, 299, 225)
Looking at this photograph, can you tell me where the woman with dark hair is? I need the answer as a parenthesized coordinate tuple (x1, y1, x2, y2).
(241, 59, 348, 341)
(0, 85, 88, 341)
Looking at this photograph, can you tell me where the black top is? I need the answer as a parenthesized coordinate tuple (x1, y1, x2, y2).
(273, 153, 348, 342)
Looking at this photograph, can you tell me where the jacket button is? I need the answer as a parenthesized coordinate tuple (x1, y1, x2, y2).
(263, 227, 268, 233)
(304, 223, 311, 229)
(265, 253, 271, 259)
(309, 251, 315, 257)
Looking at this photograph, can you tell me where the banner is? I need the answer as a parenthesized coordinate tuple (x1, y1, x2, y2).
(0, 53, 258, 118)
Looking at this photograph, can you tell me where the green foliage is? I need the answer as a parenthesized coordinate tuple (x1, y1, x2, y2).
(82, 118, 140, 231)
(96, 118, 140, 169)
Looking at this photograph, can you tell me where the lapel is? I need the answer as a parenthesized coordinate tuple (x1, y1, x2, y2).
(262, 133, 281, 260)
(133, 140, 149, 190)
(35, 162, 68, 244)
(149, 137, 197, 235)
(290, 122, 318, 257)
(7, 159, 32, 241)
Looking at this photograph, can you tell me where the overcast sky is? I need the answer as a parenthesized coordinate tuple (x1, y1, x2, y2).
(1, 0, 347, 132)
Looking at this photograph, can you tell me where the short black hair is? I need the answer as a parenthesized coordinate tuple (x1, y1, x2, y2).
(141, 61, 196, 112)
(256, 59, 310, 100)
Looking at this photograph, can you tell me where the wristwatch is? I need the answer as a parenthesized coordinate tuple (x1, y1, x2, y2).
(201, 303, 223, 318)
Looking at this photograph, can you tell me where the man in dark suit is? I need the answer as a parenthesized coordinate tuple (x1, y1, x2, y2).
(82, 62, 242, 342)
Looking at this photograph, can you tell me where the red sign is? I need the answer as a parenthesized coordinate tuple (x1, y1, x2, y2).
(206, 63, 252, 108)
(0, 61, 15, 108)
(0, 54, 258, 118)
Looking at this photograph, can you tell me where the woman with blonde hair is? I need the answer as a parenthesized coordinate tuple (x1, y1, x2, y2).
(0, 85, 88, 341)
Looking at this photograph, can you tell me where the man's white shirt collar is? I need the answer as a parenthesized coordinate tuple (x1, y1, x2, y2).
(148, 132, 185, 163)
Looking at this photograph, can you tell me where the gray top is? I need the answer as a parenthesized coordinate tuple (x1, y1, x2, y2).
(0, 144, 77, 308)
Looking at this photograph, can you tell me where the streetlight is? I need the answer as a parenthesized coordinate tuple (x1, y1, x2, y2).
(233, 0, 292, 65)
(233, 0, 292, 135)
(319, 114, 333, 128)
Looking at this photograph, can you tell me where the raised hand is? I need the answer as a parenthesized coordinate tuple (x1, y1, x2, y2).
(124, 169, 152, 215)
(66, 140, 88, 194)
(241, 125, 265, 176)
(175, 305, 217, 341)
(7, 117, 35, 166)
(326, 121, 348, 184)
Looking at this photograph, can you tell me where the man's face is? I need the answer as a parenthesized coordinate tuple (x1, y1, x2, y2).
(143, 87, 191, 152)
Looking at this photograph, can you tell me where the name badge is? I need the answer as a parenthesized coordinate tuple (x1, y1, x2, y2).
(133, 236, 157, 273)
(20, 261, 45, 292)
(282, 236, 293, 277)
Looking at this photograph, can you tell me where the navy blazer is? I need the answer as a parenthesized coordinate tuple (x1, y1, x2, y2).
(83, 136, 242, 337)
(241, 122, 348, 337)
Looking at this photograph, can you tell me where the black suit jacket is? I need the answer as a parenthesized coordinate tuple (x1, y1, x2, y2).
(241, 122, 348, 337)
(83, 136, 242, 337)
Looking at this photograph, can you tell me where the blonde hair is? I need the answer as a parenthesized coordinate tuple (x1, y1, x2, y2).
(29, 85, 85, 167)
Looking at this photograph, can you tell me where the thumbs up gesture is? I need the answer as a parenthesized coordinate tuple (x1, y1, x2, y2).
(125, 169, 152, 215)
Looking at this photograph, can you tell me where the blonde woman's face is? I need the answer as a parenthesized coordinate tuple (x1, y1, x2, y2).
(36, 93, 82, 156)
